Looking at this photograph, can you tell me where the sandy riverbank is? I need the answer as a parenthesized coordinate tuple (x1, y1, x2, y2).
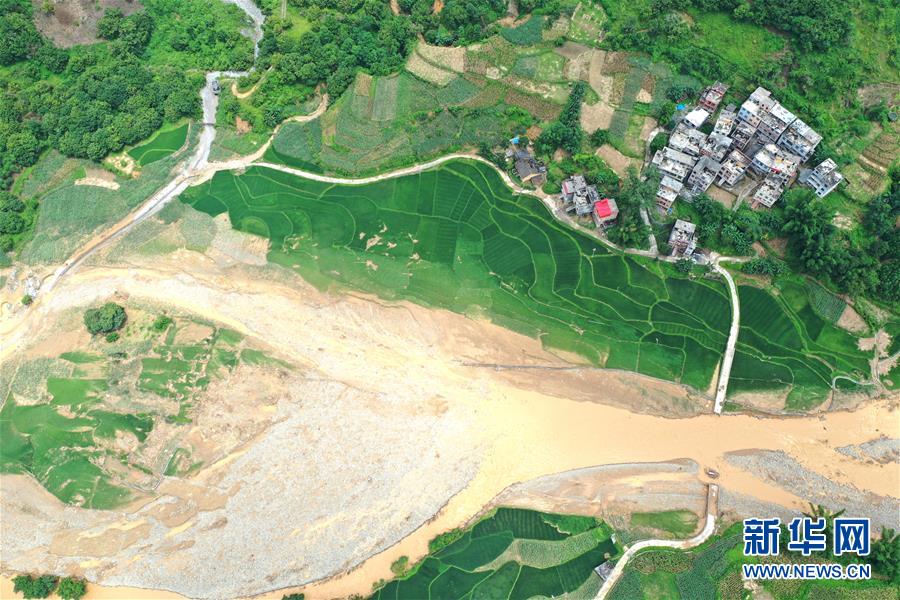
(1, 245, 897, 599)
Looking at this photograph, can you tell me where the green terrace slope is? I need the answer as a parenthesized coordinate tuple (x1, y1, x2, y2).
(371, 508, 619, 600)
(179, 160, 870, 401)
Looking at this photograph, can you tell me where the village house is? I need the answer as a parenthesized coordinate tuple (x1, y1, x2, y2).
(682, 107, 710, 129)
(668, 122, 708, 157)
(799, 158, 844, 198)
(777, 118, 822, 162)
(685, 156, 722, 197)
(737, 87, 775, 128)
(701, 132, 733, 162)
(713, 104, 738, 136)
(755, 102, 797, 144)
(656, 175, 684, 211)
(752, 177, 786, 208)
(514, 149, 546, 187)
(651, 146, 697, 181)
(717, 149, 751, 188)
(561, 175, 600, 216)
(698, 81, 728, 113)
(731, 120, 757, 150)
(592, 197, 619, 228)
(668, 219, 698, 257)
(750, 144, 800, 185)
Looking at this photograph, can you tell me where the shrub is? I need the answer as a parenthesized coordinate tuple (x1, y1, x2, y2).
(675, 258, 693, 274)
(12, 575, 58, 599)
(57, 577, 87, 600)
(281, 594, 305, 600)
(105, 332, 120, 342)
(83, 302, 127, 335)
(590, 129, 609, 147)
(151, 315, 173, 332)
(390, 555, 410, 576)
(21, 294, 33, 305)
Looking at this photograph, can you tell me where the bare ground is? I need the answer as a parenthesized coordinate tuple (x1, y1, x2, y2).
(32, 0, 144, 47)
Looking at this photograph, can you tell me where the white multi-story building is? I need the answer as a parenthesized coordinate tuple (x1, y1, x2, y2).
(652, 147, 697, 181)
(668, 123, 708, 157)
(713, 104, 738, 136)
(656, 175, 684, 211)
(752, 177, 785, 208)
(756, 102, 797, 144)
(737, 87, 775, 128)
(717, 149, 751, 188)
(799, 158, 844, 198)
(777, 118, 822, 162)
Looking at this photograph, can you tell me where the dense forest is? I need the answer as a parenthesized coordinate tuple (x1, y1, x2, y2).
(0, 0, 256, 250)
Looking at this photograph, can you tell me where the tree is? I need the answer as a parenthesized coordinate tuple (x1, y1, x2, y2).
(83, 303, 127, 335)
(57, 577, 87, 600)
(21, 294, 33, 306)
(649, 133, 668, 154)
(12, 575, 58, 599)
(867, 528, 900, 583)
(674, 258, 693, 274)
(0, 211, 25, 234)
(589, 129, 609, 147)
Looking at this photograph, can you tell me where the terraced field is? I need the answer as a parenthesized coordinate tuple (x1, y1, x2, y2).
(0, 314, 277, 508)
(128, 123, 189, 166)
(371, 508, 619, 599)
(181, 160, 731, 389)
(180, 160, 870, 401)
(730, 280, 871, 410)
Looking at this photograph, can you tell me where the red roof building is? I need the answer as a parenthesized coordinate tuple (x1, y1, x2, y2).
(592, 198, 619, 228)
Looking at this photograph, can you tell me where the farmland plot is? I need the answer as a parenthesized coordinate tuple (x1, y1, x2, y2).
(128, 123, 190, 166)
(182, 160, 870, 401)
(0, 315, 278, 508)
(371, 508, 618, 600)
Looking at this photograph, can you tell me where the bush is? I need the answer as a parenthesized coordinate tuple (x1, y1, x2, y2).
(12, 575, 58, 599)
(675, 258, 693, 274)
(21, 294, 33, 305)
(83, 302, 127, 335)
(105, 332, 120, 342)
(57, 577, 87, 600)
(649, 133, 668, 153)
(151, 315, 173, 332)
(590, 129, 609, 147)
(281, 594, 304, 600)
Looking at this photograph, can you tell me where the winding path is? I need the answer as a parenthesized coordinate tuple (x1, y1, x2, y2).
(595, 484, 719, 599)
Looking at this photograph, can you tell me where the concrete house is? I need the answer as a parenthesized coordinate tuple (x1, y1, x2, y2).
(752, 177, 786, 208)
(756, 102, 797, 144)
(592, 198, 619, 228)
(698, 82, 728, 113)
(799, 158, 843, 198)
(685, 156, 722, 197)
(561, 175, 600, 216)
(731, 120, 757, 150)
(668, 122, 708, 157)
(656, 175, 684, 211)
(683, 107, 710, 129)
(713, 104, 738, 136)
(738, 87, 775, 128)
(514, 149, 546, 187)
(668, 219, 697, 257)
(750, 144, 800, 184)
(717, 149, 751, 188)
(651, 147, 697, 181)
(777, 118, 822, 162)
(701, 132, 733, 162)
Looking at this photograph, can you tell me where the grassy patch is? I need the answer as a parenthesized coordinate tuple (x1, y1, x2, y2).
(630, 510, 699, 538)
(128, 123, 190, 166)
(501, 16, 546, 46)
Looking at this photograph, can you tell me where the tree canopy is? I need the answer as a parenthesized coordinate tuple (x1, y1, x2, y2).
(83, 303, 128, 335)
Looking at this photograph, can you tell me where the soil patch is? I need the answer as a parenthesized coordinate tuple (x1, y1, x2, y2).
(596, 144, 639, 177)
(32, 0, 144, 47)
(580, 101, 614, 132)
(836, 304, 868, 334)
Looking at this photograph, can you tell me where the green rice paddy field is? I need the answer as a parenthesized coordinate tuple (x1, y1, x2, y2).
(0, 316, 274, 508)
(128, 123, 190, 166)
(180, 160, 870, 402)
(371, 507, 618, 599)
